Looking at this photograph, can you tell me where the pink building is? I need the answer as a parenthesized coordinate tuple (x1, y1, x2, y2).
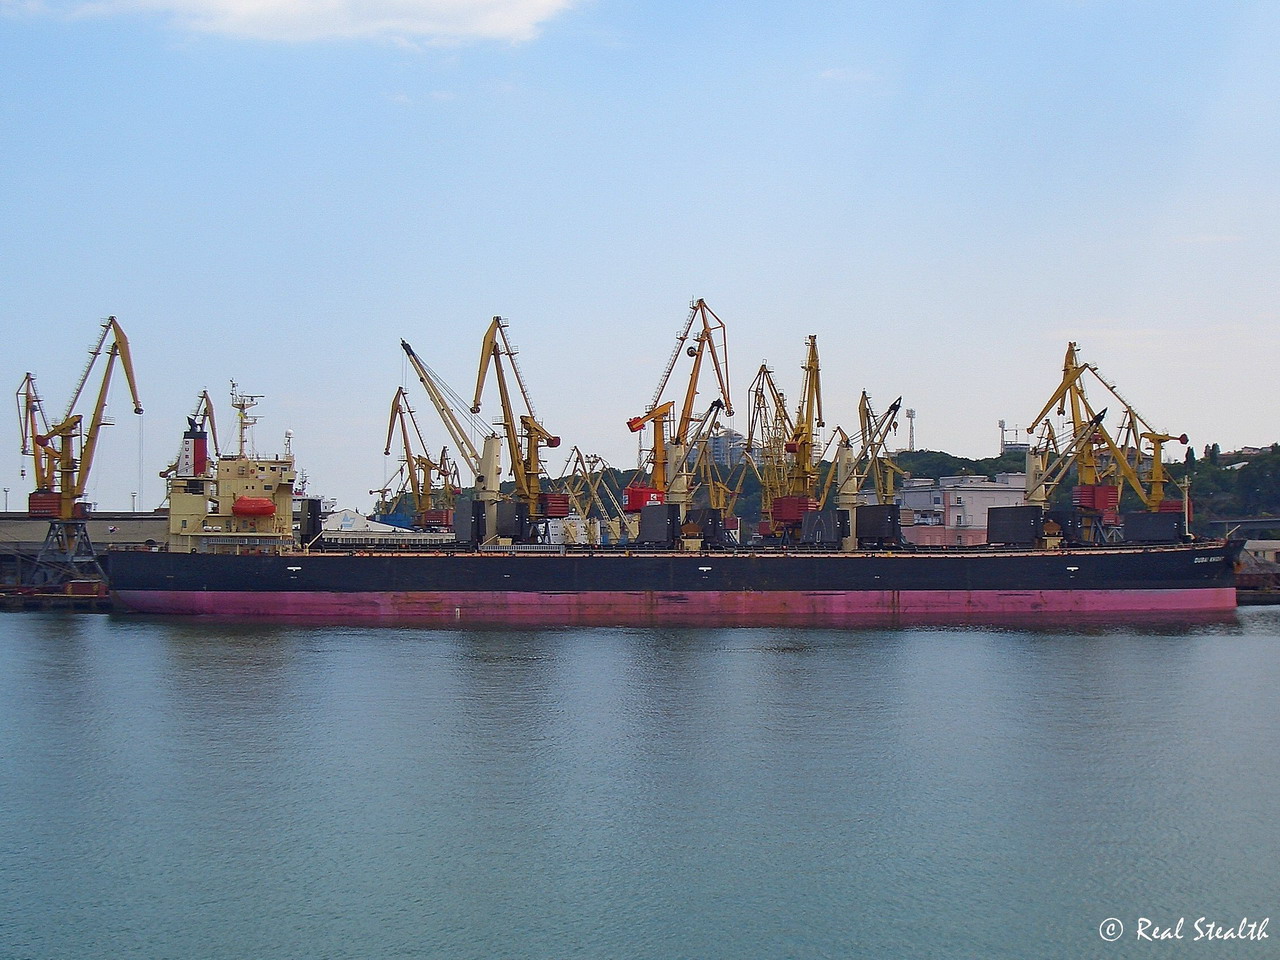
(899, 474, 1028, 546)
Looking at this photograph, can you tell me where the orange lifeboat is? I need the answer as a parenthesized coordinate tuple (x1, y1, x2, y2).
(232, 496, 277, 517)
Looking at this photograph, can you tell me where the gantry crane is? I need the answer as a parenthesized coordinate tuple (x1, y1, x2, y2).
(471, 316, 561, 526)
(1024, 342, 1188, 540)
(14, 316, 143, 584)
(626, 299, 733, 519)
(401, 338, 503, 540)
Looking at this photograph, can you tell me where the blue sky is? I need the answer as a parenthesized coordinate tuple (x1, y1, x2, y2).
(2, 1, 1277, 513)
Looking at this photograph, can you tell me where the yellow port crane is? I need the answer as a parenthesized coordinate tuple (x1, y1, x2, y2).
(14, 316, 143, 584)
(786, 334, 824, 497)
(544, 446, 633, 545)
(820, 392, 904, 511)
(687, 402, 745, 522)
(745, 335, 824, 537)
(373, 386, 459, 527)
(625, 401, 675, 493)
(401, 338, 503, 539)
(1025, 342, 1188, 539)
(627, 298, 733, 518)
(471, 316, 561, 524)
(744, 362, 791, 527)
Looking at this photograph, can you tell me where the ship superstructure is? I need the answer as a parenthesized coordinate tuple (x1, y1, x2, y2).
(163, 384, 296, 554)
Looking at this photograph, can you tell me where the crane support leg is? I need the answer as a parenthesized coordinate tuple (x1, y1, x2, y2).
(27, 520, 103, 587)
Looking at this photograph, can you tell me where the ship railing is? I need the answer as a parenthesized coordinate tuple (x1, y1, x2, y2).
(480, 543, 568, 555)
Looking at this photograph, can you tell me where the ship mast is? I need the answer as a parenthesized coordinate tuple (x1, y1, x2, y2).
(230, 380, 262, 459)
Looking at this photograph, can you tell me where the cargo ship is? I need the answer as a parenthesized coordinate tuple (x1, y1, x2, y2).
(105, 340, 1242, 624)
(107, 538, 1239, 623)
(105, 405, 1240, 622)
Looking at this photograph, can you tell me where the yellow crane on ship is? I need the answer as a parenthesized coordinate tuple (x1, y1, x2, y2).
(14, 316, 143, 584)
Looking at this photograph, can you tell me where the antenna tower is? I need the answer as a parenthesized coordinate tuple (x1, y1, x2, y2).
(230, 380, 262, 458)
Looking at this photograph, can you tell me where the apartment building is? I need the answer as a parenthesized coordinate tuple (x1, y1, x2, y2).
(898, 473, 1028, 546)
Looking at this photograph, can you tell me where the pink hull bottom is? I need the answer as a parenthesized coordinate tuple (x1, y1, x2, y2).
(113, 587, 1239, 625)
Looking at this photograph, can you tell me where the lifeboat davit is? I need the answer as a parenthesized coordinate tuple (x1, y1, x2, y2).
(232, 496, 277, 517)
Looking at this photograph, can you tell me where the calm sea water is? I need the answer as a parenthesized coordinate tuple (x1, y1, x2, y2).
(2, 609, 1278, 960)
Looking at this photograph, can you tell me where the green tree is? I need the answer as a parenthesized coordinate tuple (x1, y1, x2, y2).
(1237, 449, 1280, 514)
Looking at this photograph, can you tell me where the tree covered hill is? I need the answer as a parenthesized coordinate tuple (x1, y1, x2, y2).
(1170, 443, 1280, 529)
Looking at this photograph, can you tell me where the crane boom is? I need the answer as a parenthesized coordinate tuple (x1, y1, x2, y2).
(401, 337, 504, 540)
(75, 336, 143, 501)
(744, 363, 792, 531)
(383, 387, 432, 514)
(673, 299, 733, 442)
(819, 393, 903, 510)
(626, 400, 675, 493)
(400, 339, 486, 473)
(745, 336, 828, 537)
(16, 373, 55, 492)
(785, 335, 824, 500)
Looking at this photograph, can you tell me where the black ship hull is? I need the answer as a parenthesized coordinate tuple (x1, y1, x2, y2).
(107, 540, 1240, 624)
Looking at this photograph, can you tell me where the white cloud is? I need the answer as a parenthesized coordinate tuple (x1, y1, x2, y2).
(23, 1, 578, 43)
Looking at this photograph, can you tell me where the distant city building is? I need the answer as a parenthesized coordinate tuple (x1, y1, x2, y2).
(707, 427, 746, 468)
(998, 419, 1030, 455)
(898, 473, 1028, 546)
